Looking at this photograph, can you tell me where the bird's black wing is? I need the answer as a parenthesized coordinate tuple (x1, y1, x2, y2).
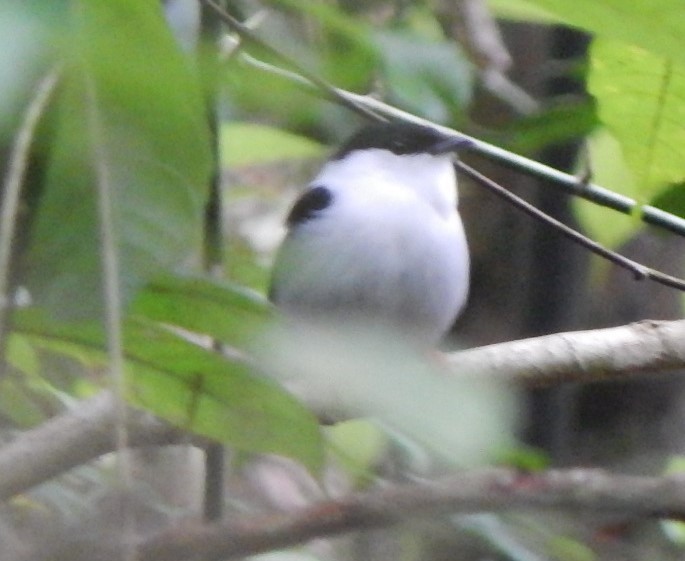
(269, 185, 334, 303)
(285, 185, 334, 228)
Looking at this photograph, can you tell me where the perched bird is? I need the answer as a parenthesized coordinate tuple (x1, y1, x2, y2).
(269, 121, 471, 347)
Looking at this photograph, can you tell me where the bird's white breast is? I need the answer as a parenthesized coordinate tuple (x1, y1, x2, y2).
(273, 149, 469, 346)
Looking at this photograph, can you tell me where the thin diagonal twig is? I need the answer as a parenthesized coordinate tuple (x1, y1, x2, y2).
(456, 161, 685, 291)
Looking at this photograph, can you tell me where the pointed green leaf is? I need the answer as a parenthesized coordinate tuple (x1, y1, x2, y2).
(588, 39, 685, 198)
(131, 273, 272, 346)
(14, 309, 324, 471)
(26, 0, 212, 319)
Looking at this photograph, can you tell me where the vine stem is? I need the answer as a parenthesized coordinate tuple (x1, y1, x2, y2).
(0, 68, 61, 367)
(84, 70, 136, 560)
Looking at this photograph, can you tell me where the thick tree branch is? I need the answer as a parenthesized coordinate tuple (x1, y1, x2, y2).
(132, 467, 685, 560)
(0, 391, 182, 502)
(449, 318, 685, 386)
(1, 320, 685, 503)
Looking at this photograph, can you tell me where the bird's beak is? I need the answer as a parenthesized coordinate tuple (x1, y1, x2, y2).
(429, 135, 474, 155)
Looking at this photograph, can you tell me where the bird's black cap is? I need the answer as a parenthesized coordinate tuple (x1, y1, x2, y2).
(332, 121, 472, 160)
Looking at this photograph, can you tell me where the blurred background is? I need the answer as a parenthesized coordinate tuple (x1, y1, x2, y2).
(211, 0, 685, 469)
(2, 1, 685, 560)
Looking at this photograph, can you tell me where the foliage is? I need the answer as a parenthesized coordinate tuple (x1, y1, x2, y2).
(27, 0, 213, 320)
(3, 0, 685, 559)
(518, 0, 685, 238)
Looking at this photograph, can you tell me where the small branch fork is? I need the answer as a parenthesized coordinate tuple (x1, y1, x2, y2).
(201, 0, 685, 293)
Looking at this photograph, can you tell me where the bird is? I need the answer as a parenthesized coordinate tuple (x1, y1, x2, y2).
(269, 121, 471, 348)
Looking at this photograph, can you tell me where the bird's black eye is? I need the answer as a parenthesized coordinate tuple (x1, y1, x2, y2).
(286, 185, 333, 227)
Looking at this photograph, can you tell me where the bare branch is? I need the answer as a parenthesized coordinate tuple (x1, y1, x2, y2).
(449, 318, 685, 386)
(434, 0, 512, 71)
(0, 392, 182, 502)
(1, 320, 685, 503)
(134, 467, 685, 560)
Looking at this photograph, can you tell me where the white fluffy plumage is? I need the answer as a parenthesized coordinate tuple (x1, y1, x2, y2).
(269, 122, 470, 347)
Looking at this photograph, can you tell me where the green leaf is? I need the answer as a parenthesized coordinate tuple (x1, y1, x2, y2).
(588, 38, 685, 198)
(326, 419, 387, 485)
(522, 0, 685, 64)
(547, 536, 596, 561)
(495, 445, 550, 472)
(14, 308, 324, 471)
(221, 123, 323, 168)
(0, 1, 59, 133)
(26, 0, 212, 320)
(131, 273, 272, 346)
(0, 378, 46, 427)
(661, 456, 685, 545)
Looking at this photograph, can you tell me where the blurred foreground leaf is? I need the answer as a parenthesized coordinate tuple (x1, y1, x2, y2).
(26, 0, 212, 319)
(261, 322, 518, 467)
(131, 273, 272, 346)
(0, 2, 58, 133)
(13, 302, 324, 472)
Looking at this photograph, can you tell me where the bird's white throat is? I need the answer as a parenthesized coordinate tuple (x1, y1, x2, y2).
(314, 148, 458, 219)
